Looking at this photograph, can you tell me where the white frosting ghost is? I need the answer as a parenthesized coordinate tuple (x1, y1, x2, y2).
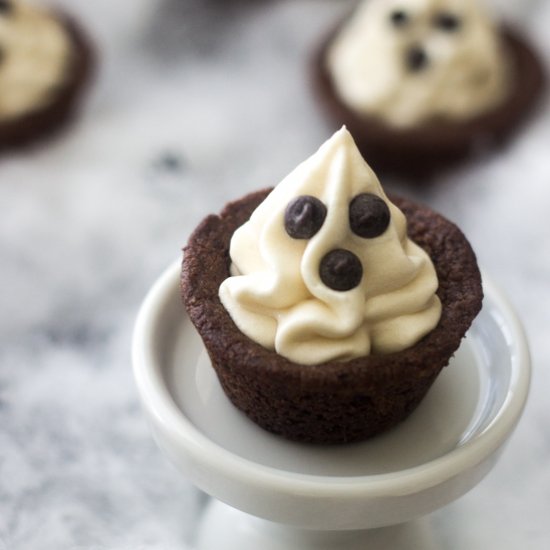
(0, 0, 73, 121)
(327, 0, 511, 128)
(219, 128, 442, 365)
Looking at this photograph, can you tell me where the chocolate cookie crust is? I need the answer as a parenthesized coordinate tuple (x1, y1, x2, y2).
(312, 26, 545, 179)
(0, 14, 94, 153)
(182, 189, 483, 444)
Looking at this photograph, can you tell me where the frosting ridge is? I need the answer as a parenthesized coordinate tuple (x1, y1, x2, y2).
(219, 128, 442, 365)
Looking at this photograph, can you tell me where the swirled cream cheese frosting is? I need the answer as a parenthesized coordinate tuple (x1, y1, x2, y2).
(219, 128, 442, 365)
(0, 0, 73, 121)
(326, 0, 511, 128)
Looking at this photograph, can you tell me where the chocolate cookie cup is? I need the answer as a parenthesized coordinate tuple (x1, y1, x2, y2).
(181, 189, 482, 444)
(0, 14, 94, 153)
(312, 26, 545, 179)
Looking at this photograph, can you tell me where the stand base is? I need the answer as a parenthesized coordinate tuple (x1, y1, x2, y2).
(195, 500, 438, 550)
(134, 263, 530, 540)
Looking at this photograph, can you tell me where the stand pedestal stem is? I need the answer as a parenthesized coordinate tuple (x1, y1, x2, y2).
(195, 499, 438, 550)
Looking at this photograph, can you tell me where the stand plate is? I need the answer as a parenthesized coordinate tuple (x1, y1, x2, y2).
(133, 261, 530, 540)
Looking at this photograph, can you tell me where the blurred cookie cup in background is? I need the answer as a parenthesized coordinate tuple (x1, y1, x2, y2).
(0, 0, 94, 153)
(312, 0, 545, 180)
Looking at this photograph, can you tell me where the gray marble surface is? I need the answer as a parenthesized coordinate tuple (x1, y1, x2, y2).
(1, 0, 550, 548)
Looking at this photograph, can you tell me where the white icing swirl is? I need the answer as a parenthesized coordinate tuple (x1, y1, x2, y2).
(219, 128, 442, 365)
(0, 1, 72, 121)
(326, 0, 511, 128)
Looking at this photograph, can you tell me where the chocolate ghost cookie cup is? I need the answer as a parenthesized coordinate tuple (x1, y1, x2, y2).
(313, 0, 545, 178)
(182, 129, 482, 444)
(0, 1, 94, 152)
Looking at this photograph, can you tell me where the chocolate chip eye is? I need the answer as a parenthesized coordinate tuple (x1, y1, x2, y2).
(0, 0, 13, 15)
(349, 193, 390, 238)
(284, 195, 327, 240)
(390, 9, 409, 28)
(434, 12, 462, 32)
(320, 249, 363, 291)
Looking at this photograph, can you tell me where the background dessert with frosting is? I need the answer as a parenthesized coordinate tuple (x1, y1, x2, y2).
(326, 0, 511, 127)
(0, 0, 73, 121)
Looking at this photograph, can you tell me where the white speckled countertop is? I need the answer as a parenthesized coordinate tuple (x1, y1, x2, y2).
(1, 1, 549, 548)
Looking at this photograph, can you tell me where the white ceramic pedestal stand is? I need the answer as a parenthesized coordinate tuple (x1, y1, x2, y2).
(133, 261, 530, 550)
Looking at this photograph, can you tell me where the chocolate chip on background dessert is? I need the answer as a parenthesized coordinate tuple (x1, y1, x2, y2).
(319, 249, 363, 291)
(406, 45, 429, 72)
(390, 10, 409, 28)
(0, 0, 13, 15)
(434, 12, 462, 32)
(284, 195, 327, 239)
(349, 193, 390, 238)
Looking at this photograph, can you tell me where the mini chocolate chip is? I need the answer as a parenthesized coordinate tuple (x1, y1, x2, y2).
(285, 195, 327, 240)
(390, 10, 409, 27)
(406, 45, 429, 72)
(319, 249, 363, 292)
(349, 193, 390, 238)
(0, 0, 13, 15)
(434, 12, 462, 32)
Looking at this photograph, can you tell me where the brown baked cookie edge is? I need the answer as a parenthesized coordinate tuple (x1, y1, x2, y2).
(181, 190, 483, 443)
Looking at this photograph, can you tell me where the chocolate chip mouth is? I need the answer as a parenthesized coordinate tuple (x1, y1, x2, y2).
(406, 45, 429, 73)
(319, 248, 363, 291)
